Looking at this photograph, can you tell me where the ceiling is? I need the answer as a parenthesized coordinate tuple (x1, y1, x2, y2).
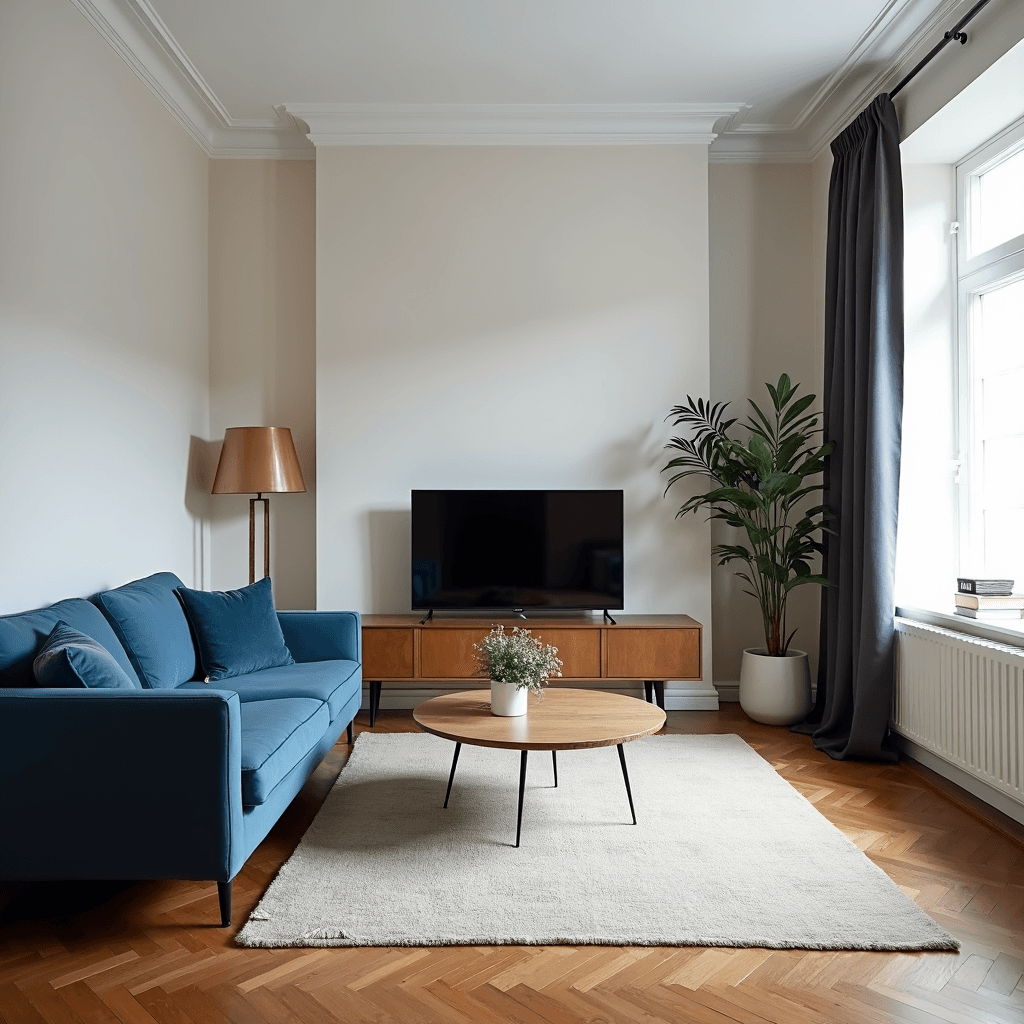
(80, 0, 969, 159)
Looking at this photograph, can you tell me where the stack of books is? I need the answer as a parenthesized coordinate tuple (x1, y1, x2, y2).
(955, 578, 1023, 620)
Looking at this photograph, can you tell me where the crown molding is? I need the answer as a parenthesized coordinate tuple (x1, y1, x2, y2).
(711, 0, 960, 161)
(69, 0, 215, 154)
(805, 0, 966, 158)
(70, 0, 313, 158)
(77, 0, 968, 162)
(283, 103, 747, 146)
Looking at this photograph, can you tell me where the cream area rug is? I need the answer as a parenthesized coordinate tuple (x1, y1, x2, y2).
(237, 733, 958, 950)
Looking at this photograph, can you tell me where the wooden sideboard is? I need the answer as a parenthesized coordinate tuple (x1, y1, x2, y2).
(361, 614, 702, 725)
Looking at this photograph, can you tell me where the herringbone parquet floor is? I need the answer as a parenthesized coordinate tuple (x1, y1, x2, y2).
(3, 704, 1024, 1024)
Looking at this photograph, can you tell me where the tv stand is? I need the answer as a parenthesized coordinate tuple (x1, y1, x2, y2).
(361, 613, 702, 726)
(603, 609, 617, 625)
(419, 609, 434, 624)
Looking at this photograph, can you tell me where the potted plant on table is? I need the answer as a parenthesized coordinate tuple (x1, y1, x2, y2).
(474, 626, 563, 717)
(662, 374, 833, 725)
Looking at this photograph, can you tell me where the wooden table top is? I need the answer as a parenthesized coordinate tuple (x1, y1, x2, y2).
(412, 688, 666, 751)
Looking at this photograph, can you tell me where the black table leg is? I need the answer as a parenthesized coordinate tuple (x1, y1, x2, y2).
(443, 742, 462, 808)
(617, 743, 637, 825)
(515, 750, 528, 847)
(552, 750, 558, 787)
(644, 681, 654, 704)
(654, 681, 666, 711)
(369, 681, 382, 727)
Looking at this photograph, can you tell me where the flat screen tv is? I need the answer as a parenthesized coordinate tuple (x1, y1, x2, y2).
(411, 489, 624, 612)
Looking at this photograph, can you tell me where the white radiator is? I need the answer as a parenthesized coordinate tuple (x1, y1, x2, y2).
(893, 618, 1024, 816)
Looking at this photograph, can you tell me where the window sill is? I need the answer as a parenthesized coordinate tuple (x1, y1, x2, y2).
(896, 605, 1024, 652)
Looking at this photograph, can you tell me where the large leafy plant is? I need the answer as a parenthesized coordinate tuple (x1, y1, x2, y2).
(662, 374, 833, 657)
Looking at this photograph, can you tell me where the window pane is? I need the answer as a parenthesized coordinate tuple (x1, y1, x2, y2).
(974, 147, 1024, 256)
(971, 275, 1024, 589)
(983, 435, 1024, 507)
(982, 368, 1024, 436)
(977, 277, 1024, 376)
(983, 509, 1024, 585)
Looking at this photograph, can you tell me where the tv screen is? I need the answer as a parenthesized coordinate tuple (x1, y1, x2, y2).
(411, 489, 624, 611)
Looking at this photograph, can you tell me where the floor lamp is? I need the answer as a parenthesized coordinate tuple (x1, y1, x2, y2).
(212, 427, 306, 585)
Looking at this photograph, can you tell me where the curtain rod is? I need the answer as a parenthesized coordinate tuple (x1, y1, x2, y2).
(889, 0, 994, 99)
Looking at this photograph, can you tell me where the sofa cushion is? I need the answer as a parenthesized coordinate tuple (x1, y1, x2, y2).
(176, 578, 294, 682)
(239, 697, 328, 806)
(177, 659, 360, 721)
(0, 598, 141, 689)
(93, 573, 200, 689)
(33, 621, 138, 690)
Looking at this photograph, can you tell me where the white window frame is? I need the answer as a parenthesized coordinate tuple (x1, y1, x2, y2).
(954, 116, 1024, 576)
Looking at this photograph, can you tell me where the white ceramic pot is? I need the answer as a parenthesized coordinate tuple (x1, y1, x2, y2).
(490, 679, 528, 717)
(739, 648, 812, 726)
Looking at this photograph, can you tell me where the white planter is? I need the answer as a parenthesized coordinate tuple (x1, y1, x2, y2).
(490, 679, 528, 717)
(739, 648, 812, 726)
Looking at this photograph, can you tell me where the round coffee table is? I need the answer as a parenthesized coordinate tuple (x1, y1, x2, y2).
(413, 688, 666, 846)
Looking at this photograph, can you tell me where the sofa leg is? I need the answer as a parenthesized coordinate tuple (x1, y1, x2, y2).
(347, 721, 354, 745)
(218, 880, 232, 927)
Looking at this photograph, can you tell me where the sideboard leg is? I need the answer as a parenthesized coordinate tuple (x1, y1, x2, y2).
(369, 681, 382, 727)
(217, 880, 232, 927)
(515, 750, 529, 847)
(654, 681, 666, 711)
(443, 742, 462, 808)
(552, 750, 558, 788)
(616, 743, 637, 825)
(644, 681, 654, 704)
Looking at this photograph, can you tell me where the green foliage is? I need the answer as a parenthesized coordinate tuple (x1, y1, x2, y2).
(662, 374, 834, 656)
(473, 626, 563, 694)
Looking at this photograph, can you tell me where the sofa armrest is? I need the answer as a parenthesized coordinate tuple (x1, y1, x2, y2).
(277, 610, 361, 665)
(0, 689, 244, 882)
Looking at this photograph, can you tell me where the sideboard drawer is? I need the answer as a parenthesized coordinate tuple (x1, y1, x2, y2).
(419, 627, 603, 679)
(606, 628, 700, 679)
(420, 630, 481, 678)
(527, 629, 601, 678)
(363, 629, 414, 679)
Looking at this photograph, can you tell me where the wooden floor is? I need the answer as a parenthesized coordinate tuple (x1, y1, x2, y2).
(3, 705, 1024, 1024)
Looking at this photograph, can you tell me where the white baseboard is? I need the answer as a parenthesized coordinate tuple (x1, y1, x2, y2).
(362, 681, 721, 712)
(893, 734, 1024, 828)
(715, 681, 740, 702)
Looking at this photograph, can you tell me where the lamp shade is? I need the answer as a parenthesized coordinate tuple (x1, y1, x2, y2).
(212, 427, 306, 495)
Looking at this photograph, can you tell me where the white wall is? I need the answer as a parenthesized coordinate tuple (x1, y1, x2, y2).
(208, 161, 317, 608)
(315, 145, 713, 683)
(0, 0, 209, 613)
(707, 163, 820, 686)
(895, 164, 958, 609)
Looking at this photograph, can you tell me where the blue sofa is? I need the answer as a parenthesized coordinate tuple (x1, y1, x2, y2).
(0, 572, 361, 926)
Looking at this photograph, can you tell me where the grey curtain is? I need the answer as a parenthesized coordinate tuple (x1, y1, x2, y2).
(796, 94, 903, 761)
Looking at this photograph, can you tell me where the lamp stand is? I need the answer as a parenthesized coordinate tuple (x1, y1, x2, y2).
(249, 493, 270, 585)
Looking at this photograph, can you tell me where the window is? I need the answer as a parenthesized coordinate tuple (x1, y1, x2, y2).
(956, 120, 1024, 588)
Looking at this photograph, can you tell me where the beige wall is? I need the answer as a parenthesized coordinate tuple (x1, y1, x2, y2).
(207, 161, 317, 608)
(707, 163, 820, 685)
(315, 145, 714, 684)
(0, 0, 209, 613)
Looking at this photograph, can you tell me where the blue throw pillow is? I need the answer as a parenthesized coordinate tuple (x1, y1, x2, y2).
(175, 577, 294, 682)
(33, 621, 137, 689)
(93, 572, 200, 689)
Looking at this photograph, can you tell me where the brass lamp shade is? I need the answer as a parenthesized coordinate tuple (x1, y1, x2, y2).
(212, 427, 305, 495)
(212, 427, 306, 584)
